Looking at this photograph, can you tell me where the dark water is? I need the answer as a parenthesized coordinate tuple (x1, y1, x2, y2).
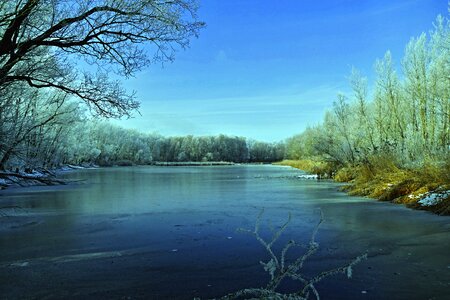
(0, 165, 449, 299)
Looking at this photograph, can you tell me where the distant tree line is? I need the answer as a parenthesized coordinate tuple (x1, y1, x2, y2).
(285, 14, 449, 169)
(1, 116, 285, 170)
(0, 1, 284, 171)
(64, 122, 285, 166)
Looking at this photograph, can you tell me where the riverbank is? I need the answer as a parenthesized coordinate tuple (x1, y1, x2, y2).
(0, 170, 68, 189)
(276, 159, 450, 216)
(0, 164, 98, 189)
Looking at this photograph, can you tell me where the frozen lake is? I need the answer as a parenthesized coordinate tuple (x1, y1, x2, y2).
(0, 165, 449, 299)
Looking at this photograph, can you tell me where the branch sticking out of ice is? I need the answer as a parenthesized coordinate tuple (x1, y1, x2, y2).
(213, 209, 367, 300)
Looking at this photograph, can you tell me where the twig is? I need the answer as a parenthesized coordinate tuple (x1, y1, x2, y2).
(217, 209, 367, 300)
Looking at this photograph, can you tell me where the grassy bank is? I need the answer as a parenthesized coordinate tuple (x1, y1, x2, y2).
(275, 159, 336, 179)
(276, 158, 450, 216)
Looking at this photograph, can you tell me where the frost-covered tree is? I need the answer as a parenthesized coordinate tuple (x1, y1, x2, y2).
(0, 0, 204, 170)
(374, 51, 406, 154)
(285, 12, 450, 168)
(349, 68, 376, 160)
(0, 84, 81, 170)
(0, 0, 204, 117)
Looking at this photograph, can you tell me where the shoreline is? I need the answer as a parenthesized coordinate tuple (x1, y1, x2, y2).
(4, 162, 448, 216)
(0, 162, 271, 190)
(276, 160, 450, 216)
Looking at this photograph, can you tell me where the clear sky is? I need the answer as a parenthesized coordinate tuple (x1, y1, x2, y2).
(115, 0, 447, 142)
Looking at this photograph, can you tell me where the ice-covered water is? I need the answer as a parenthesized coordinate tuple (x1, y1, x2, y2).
(0, 165, 448, 299)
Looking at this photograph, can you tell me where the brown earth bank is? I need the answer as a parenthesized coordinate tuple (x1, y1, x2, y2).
(276, 159, 450, 216)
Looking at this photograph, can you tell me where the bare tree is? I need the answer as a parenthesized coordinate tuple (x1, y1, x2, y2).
(349, 67, 376, 158)
(0, 0, 204, 117)
(0, 85, 79, 170)
(332, 94, 356, 163)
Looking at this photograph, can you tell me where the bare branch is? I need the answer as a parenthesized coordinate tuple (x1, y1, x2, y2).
(0, 0, 205, 117)
(220, 210, 367, 300)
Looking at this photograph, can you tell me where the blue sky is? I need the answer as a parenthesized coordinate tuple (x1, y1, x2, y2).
(115, 0, 447, 142)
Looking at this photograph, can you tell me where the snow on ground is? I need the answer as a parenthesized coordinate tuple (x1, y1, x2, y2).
(408, 194, 419, 199)
(418, 190, 450, 207)
(297, 174, 318, 180)
(20, 171, 46, 178)
(66, 164, 86, 169)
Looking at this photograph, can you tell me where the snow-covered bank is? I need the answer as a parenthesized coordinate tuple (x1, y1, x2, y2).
(57, 163, 99, 172)
(0, 164, 98, 189)
(0, 170, 67, 188)
(417, 190, 450, 207)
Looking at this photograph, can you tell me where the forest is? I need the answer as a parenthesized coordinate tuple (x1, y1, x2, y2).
(0, 1, 285, 172)
(0, 105, 285, 168)
(1, 117, 285, 168)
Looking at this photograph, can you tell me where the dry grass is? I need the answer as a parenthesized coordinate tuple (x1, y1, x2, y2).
(276, 156, 450, 215)
(342, 155, 450, 215)
(334, 167, 357, 182)
(276, 159, 336, 178)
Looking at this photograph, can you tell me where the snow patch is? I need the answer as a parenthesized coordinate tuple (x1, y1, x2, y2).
(297, 174, 318, 180)
(59, 166, 73, 171)
(418, 190, 450, 207)
(67, 164, 86, 169)
(19, 171, 45, 178)
(408, 193, 423, 200)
